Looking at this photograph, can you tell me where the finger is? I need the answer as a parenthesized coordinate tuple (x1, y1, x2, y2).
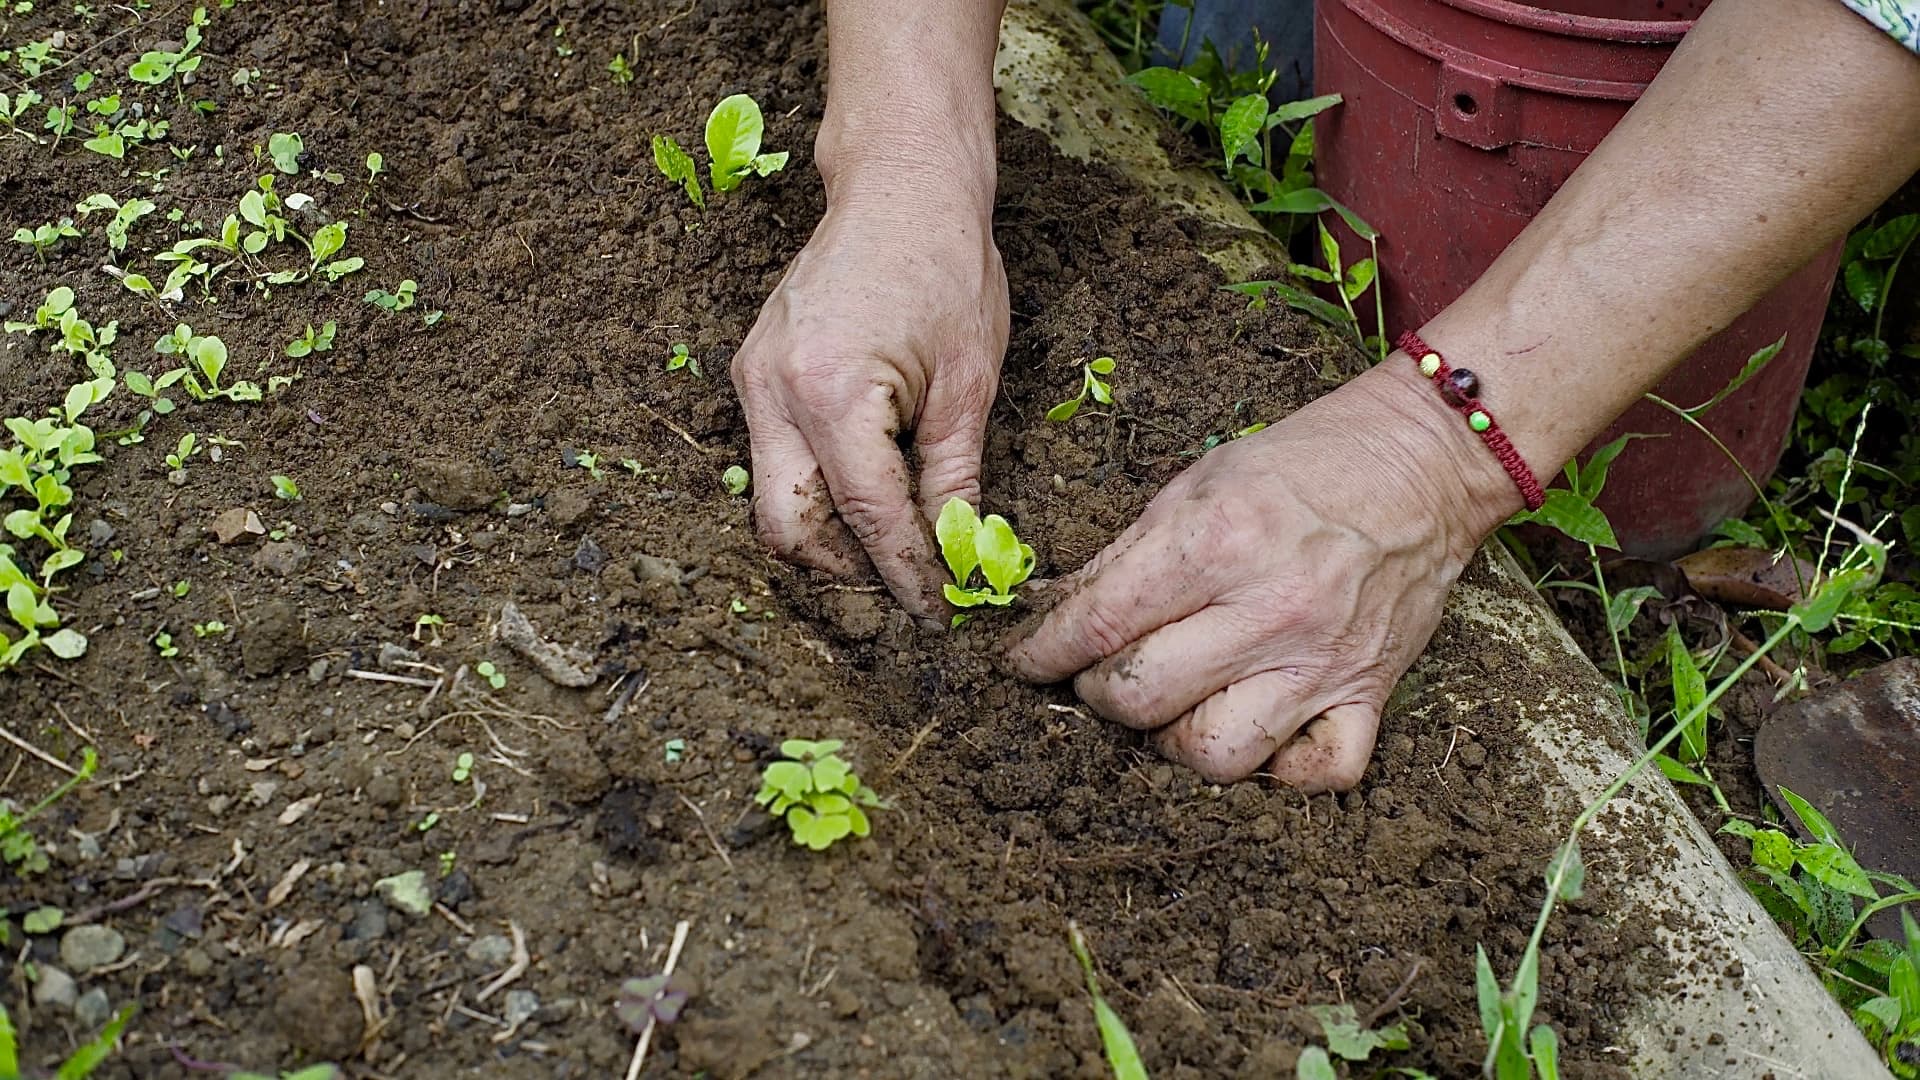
(811, 382, 949, 617)
(1150, 670, 1318, 783)
(1266, 701, 1380, 793)
(912, 354, 997, 522)
(1072, 602, 1271, 731)
(1005, 508, 1216, 683)
(743, 405, 868, 577)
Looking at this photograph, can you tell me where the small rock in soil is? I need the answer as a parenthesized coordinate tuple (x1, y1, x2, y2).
(416, 458, 499, 510)
(207, 507, 266, 545)
(251, 540, 311, 577)
(375, 870, 433, 917)
(345, 900, 389, 941)
(181, 947, 213, 977)
(498, 601, 596, 687)
(633, 553, 691, 586)
(573, 535, 607, 574)
(241, 600, 305, 677)
(466, 934, 514, 966)
(32, 965, 77, 1009)
(161, 904, 203, 939)
(436, 869, 476, 907)
(59, 925, 126, 972)
(377, 642, 421, 669)
(547, 488, 595, 527)
(73, 988, 112, 1030)
(503, 989, 539, 1027)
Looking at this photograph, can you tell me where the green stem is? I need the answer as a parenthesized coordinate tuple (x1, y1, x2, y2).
(1642, 392, 1802, 596)
(1870, 228, 1916, 349)
(1588, 544, 1636, 728)
(1826, 889, 1920, 966)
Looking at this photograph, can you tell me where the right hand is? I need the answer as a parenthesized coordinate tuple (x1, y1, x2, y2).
(731, 191, 1009, 617)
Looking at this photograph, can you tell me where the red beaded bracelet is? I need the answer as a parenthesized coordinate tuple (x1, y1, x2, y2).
(1396, 330, 1545, 511)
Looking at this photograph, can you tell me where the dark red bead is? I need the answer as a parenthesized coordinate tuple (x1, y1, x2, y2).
(1440, 368, 1480, 406)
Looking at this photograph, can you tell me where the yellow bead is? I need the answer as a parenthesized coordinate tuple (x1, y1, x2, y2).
(1469, 411, 1492, 432)
(1418, 353, 1442, 378)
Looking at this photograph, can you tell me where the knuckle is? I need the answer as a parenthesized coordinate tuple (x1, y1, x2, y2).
(1074, 600, 1137, 661)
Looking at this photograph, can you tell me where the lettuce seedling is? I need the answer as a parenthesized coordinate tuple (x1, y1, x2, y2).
(287, 321, 336, 357)
(12, 218, 81, 261)
(666, 342, 701, 376)
(1046, 356, 1116, 421)
(652, 135, 704, 208)
(163, 432, 199, 471)
(754, 739, 882, 851)
(75, 193, 155, 253)
(705, 94, 788, 193)
(3, 286, 74, 334)
(157, 324, 260, 401)
(476, 660, 506, 689)
(124, 366, 186, 416)
(365, 279, 417, 312)
(129, 6, 205, 84)
(266, 131, 303, 174)
(271, 475, 300, 501)
(936, 497, 1035, 610)
(721, 465, 749, 496)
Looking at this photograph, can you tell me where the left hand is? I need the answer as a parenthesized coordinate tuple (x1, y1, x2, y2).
(1004, 363, 1516, 791)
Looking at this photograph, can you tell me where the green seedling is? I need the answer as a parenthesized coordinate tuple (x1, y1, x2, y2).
(609, 53, 634, 84)
(452, 752, 474, 783)
(13, 217, 81, 260)
(1838, 212, 1919, 366)
(666, 342, 701, 376)
(304, 222, 362, 280)
(438, 850, 456, 877)
(0, 747, 95, 875)
(729, 598, 748, 614)
(753, 738, 882, 851)
(705, 93, 788, 193)
(663, 738, 685, 763)
(266, 130, 303, 174)
(476, 660, 506, 689)
(130, 5, 205, 84)
(156, 324, 261, 401)
(81, 115, 169, 160)
(153, 630, 178, 657)
(0, 88, 43, 135)
(573, 451, 604, 480)
(413, 612, 444, 644)
(366, 152, 384, 183)
(652, 135, 704, 208)
(365, 279, 417, 312)
(22, 905, 62, 934)
(287, 321, 336, 357)
(936, 497, 1035, 611)
(193, 619, 226, 637)
(271, 474, 301, 501)
(416, 811, 440, 832)
(171, 579, 190, 598)
(1305, 1001, 1412, 1065)
(1068, 922, 1147, 1080)
(3, 285, 74, 333)
(164, 433, 199, 471)
(1047, 356, 1116, 421)
(721, 464, 749, 496)
(0, 1000, 133, 1080)
(75, 193, 156, 253)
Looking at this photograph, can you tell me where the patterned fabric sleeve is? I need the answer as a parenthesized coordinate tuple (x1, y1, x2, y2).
(1839, 0, 1920, 54)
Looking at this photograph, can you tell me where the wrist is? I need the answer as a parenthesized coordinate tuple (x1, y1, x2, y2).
(815, 114, 997, 215)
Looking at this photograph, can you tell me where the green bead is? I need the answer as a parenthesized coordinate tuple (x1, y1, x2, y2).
(1418, 353, 1442, 378)
(1469, 411, 1492, 433)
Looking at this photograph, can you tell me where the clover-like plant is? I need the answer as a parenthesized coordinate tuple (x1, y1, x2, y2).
(615, 973, 689, 1032)
(705, 93, 788, 193)
(936, 497, 1036, 610)
(754, 739, 882, 851)
(1046, 356, 1116, 421)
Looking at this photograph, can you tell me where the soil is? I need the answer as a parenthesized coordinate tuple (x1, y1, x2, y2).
(1, 1, 1651, 1077)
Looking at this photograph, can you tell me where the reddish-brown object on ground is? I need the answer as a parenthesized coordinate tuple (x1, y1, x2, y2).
(1313, 0, 1843, 558)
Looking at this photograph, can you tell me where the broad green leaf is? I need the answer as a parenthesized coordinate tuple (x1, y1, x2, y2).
(846, 803, 870, 837)
(311, 221, 347, 263)
(1750, 828, 1794, 873)
(1295, 1046, 1337, 1080)
(0, 449, 29, 489)
(1513, 489, 1617, 549)
(238, 188, 267, 226)
(41, 547, 83, 580)
(1890, 954, 1920, 1015)
(43, 628, 86, 659)
(22, 906, 62, 933)
(1843, 261, 1880, 312)
(1341, 257, 1375, 301)
(268, 131, 304, 174)
(975, 515, 1028, 596)
(1088, 373, 1112, 405)
(1088, 356, 1116, 375)
(749, 151, 788, 177)
(1231, 280, 1352, 328)
(1546, 838, 1584, 900)
(705, 94, 765, 191)
(1474, 945, 1502, 1040)
(1575, 434, 1639, 501)
(1795, 841, 1877, 900)
(1863, 213, 1919, 259)
(1246, 186, 1333, 215)
(1045, 397, 1082, 421)
(944, 583, 988, 608)
(1791, 564, 1877, 632)
(810, 755, 850, 792)
(8, 582, 41, 630)
(1854, 995, 1903, 1037)
(1655, 753, 1710, 786)
(1267, 92, 1341, 126)
(0, 1002, 15, 1078)
(1124, 67, 1207, 124)
(762, 760, 810, 801)
(1605, 584, 1661, 635)
(1219, 94, 1268, 168)
(936, 497, 982, 586)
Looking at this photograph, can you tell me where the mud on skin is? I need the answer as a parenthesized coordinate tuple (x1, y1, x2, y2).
(0, 0, 1649, 1075)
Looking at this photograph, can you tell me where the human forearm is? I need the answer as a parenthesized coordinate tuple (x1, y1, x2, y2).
(816, 0, 1006, 211)
(1406, 0, 1920, 535)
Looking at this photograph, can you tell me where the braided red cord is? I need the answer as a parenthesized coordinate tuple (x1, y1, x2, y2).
(1396, 331, 1545, 512)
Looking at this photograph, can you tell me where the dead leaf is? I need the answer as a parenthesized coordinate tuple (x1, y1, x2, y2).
(208, 507, 266, 545)
(265, 857, 312, 909)
(1676, 546, 1818, 611)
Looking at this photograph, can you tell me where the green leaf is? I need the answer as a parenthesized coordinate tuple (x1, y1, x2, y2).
(975, 515, 1025, 596)
(1295, 1046, 1337, 1080)
(311, 221, 347, 263)
(1046, 396, 1083, 421)
(41, 547, 83, 581)
(1862, 213, 1919, 259)
(0, 1003, 16, 1079)
(268, 131, 304, 174)
(1575, 434, 1638, 501)
(1795, 842, 1877, 900)
(705, 94, 765, 192)
(238, 188, 267, 226)
(944, 583, 988, 608)
(1655, 753, 1710, 786)
(1685, 335, 1785, 419)
(1750, 827, 1794, 873)
(763, 760, 810, 802)
(1246, 186, 1334, 215)
(1890, 954, 1920, 1016)
(1341, 258, 1375, 302)
(1605, 584, 1661, 635)
(1791, 564, 1878, 632)
(1219, 94, 1268, 169)
(1529, 1025, 1561, 1080)
(1843, 260, 1881, 312)
(721, 464, 750, 496)
(1267, 92, 1342, 126)
(43, 628, 86, 659)
(1124, 67, 1208, 124)
(749, 151, 788, 177)
(1236, 280, 1352, 329)
(1474, 945, 1503, 1042)
(1318, 219, 1341, 277)
(1667, 627, 1708, 763)
(1513, 489, 1617, 549)
(8, 582, 41, 630)
(937, 497, 982, 586)
(1067, 924, 1148, 1080)
(810, 755, 850, 792)
(55, 1005, 135, 1080)
(651, 135, 704, 208)
(1088, 356, 1116, 376)
(1854, 995, 1903, 1037)
(22, 905, 61, 933)
(1546, 839, 1584, 901)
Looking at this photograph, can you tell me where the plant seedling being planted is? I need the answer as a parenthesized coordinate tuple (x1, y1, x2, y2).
(754, 738, 882, 851)
(705, 93, 788, 193)
(936, 497, 1035, 611)
(666, 342, 701, 376)
(1047, 356, 1116, 421)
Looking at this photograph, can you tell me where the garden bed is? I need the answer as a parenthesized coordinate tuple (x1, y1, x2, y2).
(0, 1, 1862, 1076)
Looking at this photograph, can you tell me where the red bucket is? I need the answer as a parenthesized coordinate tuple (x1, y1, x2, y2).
(1313, 0, 1842, 558)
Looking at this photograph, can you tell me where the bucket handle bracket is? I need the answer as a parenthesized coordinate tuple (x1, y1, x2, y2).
(1435, 63, 1519, 150)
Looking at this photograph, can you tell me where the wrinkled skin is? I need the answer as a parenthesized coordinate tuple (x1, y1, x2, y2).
(1006, 365, 1509, 790)
(730, 194, 1008, 618)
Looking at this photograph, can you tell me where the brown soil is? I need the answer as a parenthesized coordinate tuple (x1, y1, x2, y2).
(1, 2, 1647, 1076)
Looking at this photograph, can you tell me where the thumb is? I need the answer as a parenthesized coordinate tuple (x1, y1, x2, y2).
(912, 355, 996, 522)
(1266, 701, 1382, 793)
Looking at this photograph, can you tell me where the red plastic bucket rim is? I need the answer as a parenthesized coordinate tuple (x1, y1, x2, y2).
(1437, 0, 1693, 41)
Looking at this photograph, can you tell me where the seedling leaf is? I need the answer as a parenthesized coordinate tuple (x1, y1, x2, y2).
(652, 135, 704, 208)
(1067, 923, 1148, 1080)
(705, 94, 765, 192)
(937, 498, 982, 585)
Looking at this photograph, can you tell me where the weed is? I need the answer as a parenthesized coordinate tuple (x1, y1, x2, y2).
(286, 321, 336, 357)
(936, 497, 1035, 611)
(171, 579, 190, 598)
(0, 999, 134, 1079)
(609, 53, 634, 85)
(0, 747, 96, 874)
(153, 630, 178, 657)
(476, 660, 506, 689)
(616, 973, 689, 1031)
(270, 474, 300, 501)
(753, 738, 882, 850)
(365, 279, 417, 312)
(1838, 213, 1919, 366)
(652, 135, 704, 208)
(666, 342, 701, 376)
(572, 451, 604, 480)
(1046, 356, 1116, 421)
(193, 619, 226, 637)
(721, 464, 749, 496)
(452, 752, 474, 783)
(13, 217, 81, 260)
(1067, 922, 1147, 1080)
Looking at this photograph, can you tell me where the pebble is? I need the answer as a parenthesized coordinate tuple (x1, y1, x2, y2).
(59, 925, 126, 972)
(74, 988, 112, 1029)
(33, 966, 77, 1009)
(466, 934, 514, 967)
(503, 989, 539, 1028)
(345, 900, 388, 941)
(182, 947, 213, 977)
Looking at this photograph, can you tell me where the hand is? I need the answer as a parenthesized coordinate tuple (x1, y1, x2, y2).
(731, 193, 1009, 616)
(1006, 363, 1517, 791)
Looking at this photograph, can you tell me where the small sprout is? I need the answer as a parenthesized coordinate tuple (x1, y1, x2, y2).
(721, 465, 750, 496)
(574, 451, 605, 480)
(438, 850, 456, 877)
(619, 458, 648, 477)
(171, 579, 190, 598)
(476, 660, 506, 689)
(452, 751, 474, 783)
(753, 738, 883, 851)
(609, 53, 634, 85)
(936, 498, 1036, 612)
(12, 217, 82, 260)
(165, 432, 200, 471)
(365, 279, 418, 312)
(266, 131, 304, 174)
(616, 973, 690, 1032)
(193, 620, 227, 638)
(153, 630, 178, 657)
(365, 152, 384, 183)
(22, 905, 62, 934)
(416, 811, 440, 832)
(1047, 356, 1117, 421)
(271, 474, 301, 501)
(705, 94, 788, 193)
(652, 135, 704, 208)
(665, 342, 701, 376)
(729, 598, 748, 614)
(413, 612, 444, 644)
(663, 738, 685, 764)
(287, 321, 336, 358)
